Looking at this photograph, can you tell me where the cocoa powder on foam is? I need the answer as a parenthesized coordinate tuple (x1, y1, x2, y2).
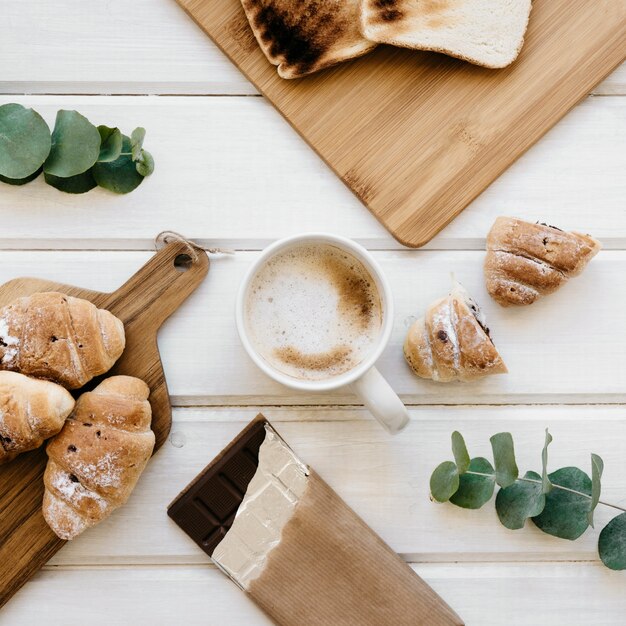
(245, 244, 382, 381)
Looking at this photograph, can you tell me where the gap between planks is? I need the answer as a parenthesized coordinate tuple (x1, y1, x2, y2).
(2, 238, 626, 252)
(167, 394, 626, 407)
(39, 556, 606, 571)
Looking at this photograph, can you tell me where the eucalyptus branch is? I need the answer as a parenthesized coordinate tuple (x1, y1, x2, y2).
(430, 429, 626, 571)
(465, 471, 626, 513)
(0, 104, 154, 194)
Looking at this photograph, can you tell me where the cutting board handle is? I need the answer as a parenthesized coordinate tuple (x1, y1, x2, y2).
(102, 240, 210, 333)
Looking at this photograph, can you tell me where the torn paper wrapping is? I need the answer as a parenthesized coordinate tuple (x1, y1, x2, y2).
(211, 424, 309, 588)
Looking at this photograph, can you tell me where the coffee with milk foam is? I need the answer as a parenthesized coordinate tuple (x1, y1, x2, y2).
(245, 243, 383, 381)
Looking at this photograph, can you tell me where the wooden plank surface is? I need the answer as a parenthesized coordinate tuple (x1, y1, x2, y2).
(42, 406, 626, 565)
(3, 562, 625, 626)
(0, 249, 618, 405)
(0, 0, 624, 96)
(0, 96, 623, 250)
(1, 0, 625, 622)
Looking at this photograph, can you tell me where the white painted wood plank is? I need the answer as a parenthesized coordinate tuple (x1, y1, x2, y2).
(2, 563, 624, 626)
(0, 249, 622, 404)
(47, 406, 626, 564)
(0, 0, 257, 95)
(0, 96, 623, 250)
(0, 0, 623, 95)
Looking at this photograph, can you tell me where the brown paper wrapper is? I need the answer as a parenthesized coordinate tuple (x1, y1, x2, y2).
(248, 470, 463, 626)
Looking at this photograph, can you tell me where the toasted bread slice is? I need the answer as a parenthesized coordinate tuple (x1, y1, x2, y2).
(361, 0, 532, 69)
(240, 0, 377, 79)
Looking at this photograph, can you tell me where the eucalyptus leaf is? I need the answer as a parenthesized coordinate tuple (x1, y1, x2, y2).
(44, 169, 97, 194)
(130, 127, 146, 161)
(92, 135, 144, 194)
(0, 103, 51, 179)
(135, 149, 154, 177)
(598, 512, 626, 570)
(0, 167, 42, 186)
(44, 110, 101, 177)
(97, 125, 123, 162)
(496, 471, 546, 530)
(451, 431, 470, 475)
(532, 467, 591, 540)
(430, 461, 459, 503)
(541, 429, 553, 494)
(588, 453, 604, 527)
(490, 432, 519, 488)
(449, 457, 495, 509)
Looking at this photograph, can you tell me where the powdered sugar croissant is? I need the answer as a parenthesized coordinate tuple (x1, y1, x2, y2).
(0, 371, 75, 464)
(485, 217, 601, 307)
(43, 376, 155, 540)
(0, 291, 125, 389)
(404, 283, 507, 382)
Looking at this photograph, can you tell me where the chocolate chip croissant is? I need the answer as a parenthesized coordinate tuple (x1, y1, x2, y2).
(485, 217, 601, 307)
(404, 283, 507, 382)
(0, 371, 75, 464)
(43, 376, 155, 540)
(0, 292, 125, 389)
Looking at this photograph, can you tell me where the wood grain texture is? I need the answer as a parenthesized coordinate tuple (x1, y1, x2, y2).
(3, 562, 625, 626)
(0, 249, 620, 406)
(0, 0, 623, 96)
(0, 241, 209, 608)
(176, 0, 626, 247)
(44, 407, 626, 566)
(0, 96, 624, 251)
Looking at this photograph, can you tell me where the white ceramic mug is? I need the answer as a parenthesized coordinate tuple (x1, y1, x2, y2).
(235, 233, 409, 434)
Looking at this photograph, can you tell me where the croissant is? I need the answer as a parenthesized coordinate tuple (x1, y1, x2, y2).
(485, 217, 601, 307)
(0, 371, 75, 464)
(43, 376, 155, 540)
(404, 283, 507, 382)
(0, 291, 125, 389)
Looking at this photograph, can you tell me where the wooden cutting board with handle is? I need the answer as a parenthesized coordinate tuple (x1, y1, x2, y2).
(176, 0, 625, 247)
(0, 240, 210, 608)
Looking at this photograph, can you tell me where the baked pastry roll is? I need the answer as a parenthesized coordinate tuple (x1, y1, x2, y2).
(43, 376, 155, 540)
(0, 371, 75, 464)
(0, 292, 125, 388)
(485, 217, 601, 306)
(404, 283, 507, 382)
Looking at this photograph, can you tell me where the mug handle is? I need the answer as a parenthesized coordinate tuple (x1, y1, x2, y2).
(350, 367, 409, 434)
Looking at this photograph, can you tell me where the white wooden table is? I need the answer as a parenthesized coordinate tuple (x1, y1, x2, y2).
(1, 2, 625, 624)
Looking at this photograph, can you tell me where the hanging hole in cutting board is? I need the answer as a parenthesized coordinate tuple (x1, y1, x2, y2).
(174, 253, 193, 272)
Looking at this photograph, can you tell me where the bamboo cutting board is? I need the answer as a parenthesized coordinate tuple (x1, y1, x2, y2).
(176, 0, 625, 247)
(0, 241, 209, 608)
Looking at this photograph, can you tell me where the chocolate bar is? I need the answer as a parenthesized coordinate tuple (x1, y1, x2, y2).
(167, 417, 267, 556)
(168, 415, 464, 625)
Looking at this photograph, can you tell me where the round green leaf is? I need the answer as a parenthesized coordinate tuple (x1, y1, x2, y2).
(541, 428, 553, 494)
(599, 512, 626, 570)
(532, 467, 591, 540)
(0, 167, 42, 186)
(92, 136, 144, 194)
(588, 453, 604, 527)
(44, 110, 101, 177)
(135, 149, 154, 177)
(430, 461, 459, 503)
(450, 457, 495, 509)
(97, 125, 123, 162)
(44, 169, 97, 194)
(496, 471, 545, 530)
(490, 432, 519, 488)
(451, 431, 470, 475)
(130, 126, 146, 161)
(0, 103, 51, 179)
